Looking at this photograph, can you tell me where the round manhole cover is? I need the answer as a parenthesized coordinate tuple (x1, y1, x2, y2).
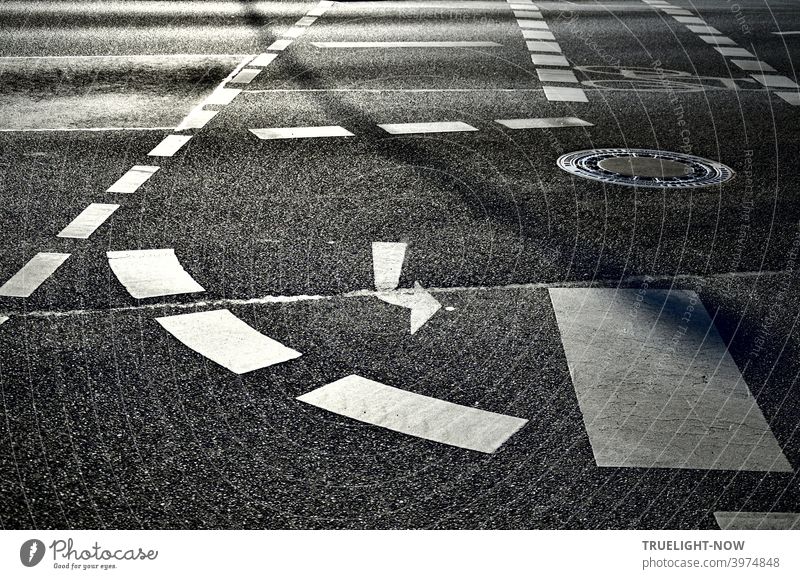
(556, 148, 734, 188)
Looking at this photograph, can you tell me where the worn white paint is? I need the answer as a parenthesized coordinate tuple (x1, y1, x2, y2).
(496, 117, 593, 129)
(0, 253, 70, 298)
(519, 21, 550, 30)
(750, 74, 799, 89)
(267, 39, 294, 51)
(372, 242, 406, 291)
(229, 68, 262, 84)
(106, 165, 159, 193)
(57, 204, 119, 239)
(526, 40, 562, 53)
(148, 135, 192, 157)
(175, 108, 218, 131)
(107, 249, 205, 299)
(731, 59, 776, 72)
(714, 512, 800, 530)
(714, 46, 754, 58)
(687, 24, 722, 35)
(531, 54, 570, 66)
(537, 68, 579, 83)
(543, 86, 588, 102)
(377, 282, 442, 334)
(775, 91, 800, 105)
(377, 121, 478, 134)
(204, 87, 241, 105)
(523, 30, 556, 40)
(249, 53, 278, 67)
(699, 35, 737, 45)
(249, 126, 354, 139)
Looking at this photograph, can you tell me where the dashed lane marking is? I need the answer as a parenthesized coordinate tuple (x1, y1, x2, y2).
(496, 117, 593, 129)
(662, 9, 692, 16)
(526, 40, 562, 52)
(686, 25, 722, 35)
(296, 16, 318, 26)
(731, 59, 776, 72)
(698, 35, 738, 45)
(249, 53, 278, 67)
(0, 253, 70, 298)
(148, 135, 192, 157)
(523, 30, 556, 40)
(750, 74, 800, 89)
(249, 126, 355, 140)
(105, 165, 159, 194)
(307, 0, 335, 17)
(775, 91, 800, 105)
(372, 242, 406, 291)
(57, 204, 119, 239)
(297, 375, 528, 454)
(519, 21, 550, 30)
(549, 288, 793, 472)
(229, 68, 262, 84)
(175, 109, 218, 131)
(310, 41, 502, 48)
(107, 249, 205, 299)
(204, 87, 241, 105)
(377, 121, 479, 134)
(537, 68, 578, 83)
(0, 315, 7, 326)
(267, 39, 294, 51)
(543, 86, 588, 102)
(673, 16, 706, 24)
(156, 309, 301, 374)
(714, 46, 755, 58)
(714, 512, 800, 530)
(283, 26, 307, 38)
(531, 53, 570, 66)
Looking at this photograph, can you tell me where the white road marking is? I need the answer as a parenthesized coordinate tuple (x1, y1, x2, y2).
(0, 253, 70, 298)
(0, 126, 175, 133)
(549, 288, 793, 472)
(714, 512, 800, 530)
(673, 16, 706, 24)
(376, 282, 442, 334)
(249, 126, 354, 139)
(372, 241, 406, 291)
(714, 46, 755, 58)
(249, 53, 278, 67)
(106, 165, 159, 193)
(513, 11, 543, 18)
(731, 59, 776, 72)
(519, 21, 550, 30)
(775, 91, 800, 105)
(229, 68, 262, 84)
(284, 27, 307, 38)
(662, 8, 692, 15)
(526, 40, 562, 53)
(156, 309, 301, 374)
(772, 31, 800, 36)
(204, 87, 241, 105)
(0, 315, 7, 326)
(296, 16, 318, 26)
(57, 204, 119, 239)
(148, 134, 192, 157)
(537, 68, 578, 83)
(175, 108, 218, 131)
(307, 0, 335, 17)
(0, 54, 253, 61)
(496, 117, 593, 129)
(699, 35, 738, 45)
(377, 121, 478, 134)
(687, 24, 722, 34)
(523, 30, 556, 40)
(297, 375, 528, 453)
(531, 54, 570, 66)
(267, 39, 294, 51)
(543, 86, 588, 101)
(751, 74, 799, 89)
(517, 16, 546, 25)
(311, 41, 502, 48)
(107, 249, 205, 299)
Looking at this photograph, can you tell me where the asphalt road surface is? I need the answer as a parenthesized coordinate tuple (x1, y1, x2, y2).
(1, 0, 799, 530)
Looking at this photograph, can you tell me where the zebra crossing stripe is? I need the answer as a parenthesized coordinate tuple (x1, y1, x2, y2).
(249, 126, 354, 139)
(249, 53, 278, 67)
(377, 121, 478, 134)
(372, 242, 406, 290)
(229, 68, 262, 84)
(107, 249, 205, 299)
(148, 135, 192, 157)
(543, 86, 588, 102)
(106, 165, 159, 193)
(0, 253, 70, 298)
(0, 315, 7, 326)
(57, 203, 119, 239)
(495, 117, 593, 129)
(714, 512, 800, 530)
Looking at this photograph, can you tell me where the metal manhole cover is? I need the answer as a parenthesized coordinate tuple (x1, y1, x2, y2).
(556, 148, 734, 188)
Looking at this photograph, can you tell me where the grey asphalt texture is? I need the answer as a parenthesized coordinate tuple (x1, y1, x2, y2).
(0, 0, 799, 529)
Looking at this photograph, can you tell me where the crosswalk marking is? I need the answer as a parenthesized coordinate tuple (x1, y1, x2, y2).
(673, 16, 706, 24)
(519, 21, 550, 31)
(714, 46, 754, 58)
(686, 24, 721, 35)
(549, 288, 793, 472)
(0, 315, 7, 326)
(699, 35, 737, 45)
(0, 253, 70, 298)
(297, 375, 528, 453)
(731, 59, 776, 72)
(377, 121, 478, 134)
(663, 9, 693, 16)
(526, 40, 562, 53)
(531, 54, 570, 66)
(523, 29, 556, 40)
(106, 165, 159, 193)
(204, 87, 241, 105)
(311, 41, 502, 48)
(175, 108, 217, 131)
(148, 134, 192, 157)
(306, 0, 334, 17)
(57, 203, 119, 239)
(750, 74, 799, 89)
(283, 26, 307, 38)
(249, 53, 278, 67)
(775, 91, 800, 105)
(267, 39, 293, 51)
(295, 16, 318, 26)
(156, 309, 301, 374)
(543, 86, 588, 102)
(537, 68, 578, 83)
(714, 512, 800, 530)
(495, 117, 593, 129)
(107, 249, 205, 299)
(513, 11, 543, 19)
(229, 68, 262, 84)
(372, 242, 406, 290)
(249, 126, 354, 140)
(517, 16, 545, 26)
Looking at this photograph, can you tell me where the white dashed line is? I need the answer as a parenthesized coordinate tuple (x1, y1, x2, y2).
(156, 309, 301, 374)
(686, 25, 721, 35)
(229, 68, 262, 84)
(377, 121, 479, 134)
(107, 249, 205, 299)
(249, 53, 279, 67)
(730, 59, 776, 72)
(267, 39, 294, 51)
(531, 54, 570, 66)
(519, 21, 550, 30)
(750, 74, 799, 89)
(775, 91, 800, 105)
(714, 46, 754, 58)
(106, 165, 159, 194)
(714, 512, 800, 530)
(673, 16, 706, 24)
(0, 315, 7, 326)
(543, 86, 588, 102)
(372, 241, 406, 290)
(311, 41, 502, 48)
(175, 108, 218, 131)
(0, 253, 70, 298)
(204, 87, 241, 105)
(663, 9, 692, 16)
(297, 375, 528, 453)
(249, 126, 355, 140)
(537, 68, 578, 83)
(148, 134, 192, 157)
(495, 117, 594, 129)
(283, 27, 307, 38)
(526, 40, 562, 52)
(307, 0, 335, 17)
(699, 35, 737, 45)
(296, 16, 318, 26)
(514, 11, 543, 19)
(57, 204, 119, 239)
(523, 30, 556, 40)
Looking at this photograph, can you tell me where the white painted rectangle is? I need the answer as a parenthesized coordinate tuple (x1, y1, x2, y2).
(776, 91, 800, 106)
(377, 121, 478, 135)
(0, 253, 70, 297)
(519, 21, 550, 31)
(175, 108, 217, 131)
(526, 40, 562, 53)
(510, 4, 540, 10)
(513, 11, 543, 19)
(714, 512, 800, 530)
(249, 53, 278, 67)
(0, 315, 7, 326)
(663, 8, 692, 15)
(106, 165, 159, 193)
(372, 241, 406, 290)
(57, 203, 119, 239)
(531, 54, 569, 66)
(267, 39, 293, 51)
(731, 59, 776, 72)
(673, 16, 706, 24)
(156, 309, 301, 374)
(687, 24, 722, 35)
(714, 46, 754, 57)
(310, 41, 502, 48)
(148, 134, 192, 157)
(751, 74, 799, 89)
(523, 30, 556, 40)
(249, 126, 354, 140)
(229, 68, 262, 84)
(699, 35, 737, 45)
(205, 87, 241, 105)
(537, 68, 578, 83)
(283, 27, 306, 38)
(543, 86, 588, 102)
(517, 16, 545, 25)
(549, 288, 793, 472)
(107, 248, 205, 299)
(306, 1, 333, 17)
(296, 16, 318, 26)
(297, 375, 528, 453)
(496, 117, 593, 129)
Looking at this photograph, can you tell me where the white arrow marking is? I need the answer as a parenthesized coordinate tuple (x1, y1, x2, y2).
(377, 282, 442, 334)
(372, 242, 406, 290)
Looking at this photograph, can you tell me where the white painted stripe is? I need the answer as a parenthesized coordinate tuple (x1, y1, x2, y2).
(377, 121, 478, 134)
(0, 315, 7, 326)
(714, 46, 754, 58)
(311, 41, 502, 48)
(0, 126, 175, 133)
(57, 204, 119, 239)
(673, 16, 706, 24)
(106, 165, 159, 194)
(283, 26, 307, 38)
(772, 31, 800, 36)
(496, 117, 594, 129)
(249, 126, 354, 140)
(543, 86, 588, 102)
(306, 0, 334, 17)
(699, 35, 737, 45)
(775, 91, 800, 105)
(107, 249, 205, 299)
(372, 242, 406, 291)
(714, 512, 800, 530)
(0, 253, 70, 298)
(537, 68, 578, 83)
(204, 87, 241, 105)
(267, 39, 294, 51)
(549, 288, 793, 472)
(687, 24, 722, 34)
(523, 29, 556, 40)
(296, 16, 318, 26)
(751, 74, 799, 89)
(731, 59, 776, 72)
(148, 134, 192, 157)
(509, 4, 540, 10)
(513, 11, 543, 18)
(377, 282, 442, 334)
(249, 53, 278, 67)
(531, 53, 570, 66)
(526, 40, 562, 53)
(518, 21, 550, 30)
(175, 108, 218, 131)
(156, 309, 301, 374)
(297, 375, 528, 453)
(517, 16, 546, 25)
(662, 8, 692, 15)
(229, 68, 262, 84)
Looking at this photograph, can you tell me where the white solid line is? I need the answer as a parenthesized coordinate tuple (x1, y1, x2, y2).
(377, 121, 479, 134)
(148, 134, 192, 157)
(57, 204, 119, 239)
(267, 39, 294, 51)
(714, 512, 800, 530)
(699, 35, 738, 45)
(372, 242, 406, 291)
(543, 86, 588, 102)
(249, 126, 354, 140)
(106, 165, 159, 194)
(204, 87, 241, 105)
(249, 53, 278, 67)
(229, 68, 262, 84)
(297, 375, 528, 453)
(522, 29, 556, 40)
(495, 117, 594, 129)
(537, 68, 579, 83)
(526, 40, 563, 53)
(311, 41, 502, 48)
(731, 59, 776, 72)
(775, 91, 800, 105)
(0, 126, 174, 133)
(107, 249, 205, 299)
(751, 74, 799, 89)
(175, 108, 218, 131)
(156, 309, 301, 374)
(0, 253, 70, 298)
(687, 24, 722, 34)
(531, 54, 570, 66)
